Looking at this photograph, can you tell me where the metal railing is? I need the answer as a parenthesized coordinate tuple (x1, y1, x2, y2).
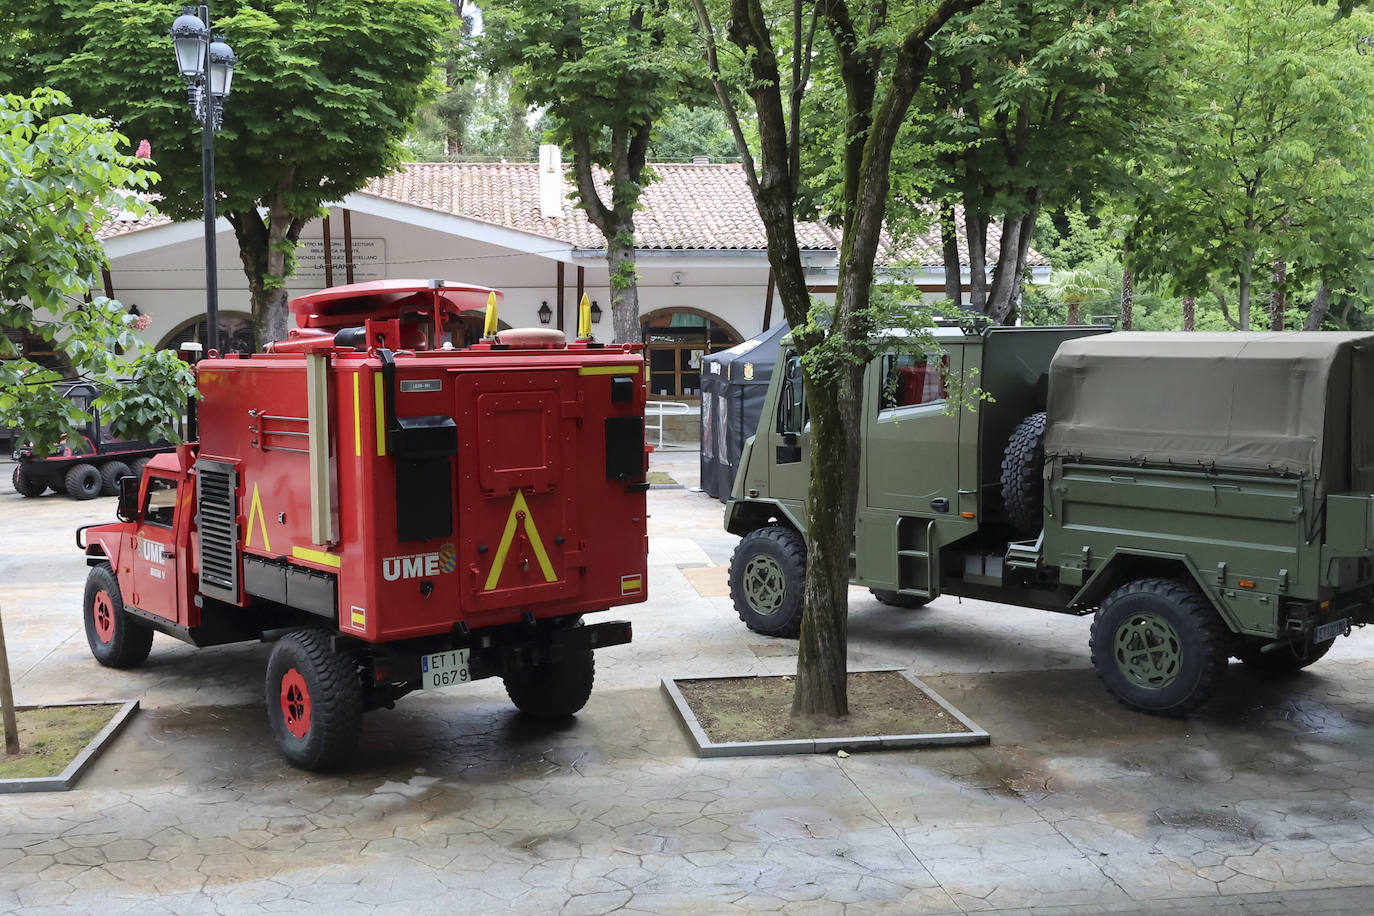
(645, 400, 695, 449)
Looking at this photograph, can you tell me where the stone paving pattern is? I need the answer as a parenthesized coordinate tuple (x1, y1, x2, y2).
(3, 452, 1374, 913)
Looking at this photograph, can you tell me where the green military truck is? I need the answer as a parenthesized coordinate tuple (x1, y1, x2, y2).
(726, 329, 1374, 715)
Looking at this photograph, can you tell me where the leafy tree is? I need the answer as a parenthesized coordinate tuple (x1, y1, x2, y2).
(482, 0, 696, 343)
(1128, 0, 1374, 329)
(649, 104, 741, 162)
(693, 0, 985, 717)
(922, 0, 1174, 322)
(0, 0, 453, 344)
(1, 89, 194, 456)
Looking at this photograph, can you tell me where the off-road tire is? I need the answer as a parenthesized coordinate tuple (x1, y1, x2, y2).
(99, 461, 132, 497)
(503, 627, 596, 719)
(870, 588, 931, 609)
(1001, 412, 1047, 537)
(65, 463, 102, 500)
(83, 562, 154, 668)
(265, 630, 363, 771)
(729, 526, 807, 638)
(129, 457, 152, 480)
(1234, 636, 1334, 674)
(1090, 577, 1227, 716)
(11, 465, 44, 497)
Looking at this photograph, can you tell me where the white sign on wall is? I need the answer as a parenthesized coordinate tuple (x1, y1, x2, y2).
(288, 238, 386, 287)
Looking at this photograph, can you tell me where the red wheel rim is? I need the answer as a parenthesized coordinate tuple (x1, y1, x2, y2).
(93, 591, 116, 644)
(280, 668, 312, 739)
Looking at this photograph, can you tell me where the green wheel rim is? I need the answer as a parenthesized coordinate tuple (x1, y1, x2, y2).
(742, 554, 787, 616)
(1113, 613, 1182, 689)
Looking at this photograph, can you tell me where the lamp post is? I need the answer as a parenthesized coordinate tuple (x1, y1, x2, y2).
(171, 6, 236, 354)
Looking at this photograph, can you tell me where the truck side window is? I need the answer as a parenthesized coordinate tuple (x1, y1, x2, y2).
(778, 353, 807, 434)
(144, 477, 178, 528)
(880, 353, 948, 410)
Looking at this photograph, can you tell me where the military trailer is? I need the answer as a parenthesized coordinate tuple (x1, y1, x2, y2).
(726, 329, 1374, 715)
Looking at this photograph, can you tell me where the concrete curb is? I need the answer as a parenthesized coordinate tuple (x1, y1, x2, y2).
(661, 668, 989, 758)
(0, 700, 139, 793)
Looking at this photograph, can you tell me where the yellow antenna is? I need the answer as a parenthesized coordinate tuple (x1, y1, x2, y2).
(482, 291, 499, 338)
(577, 292, 592, 340)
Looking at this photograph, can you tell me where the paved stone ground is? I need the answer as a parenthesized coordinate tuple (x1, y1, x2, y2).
(3, 450, 1374, 914)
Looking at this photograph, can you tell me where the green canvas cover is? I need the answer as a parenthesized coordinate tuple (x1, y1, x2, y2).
(1046, 332, 1374, 493)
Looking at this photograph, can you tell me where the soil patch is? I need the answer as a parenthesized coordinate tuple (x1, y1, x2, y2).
(675, 670, 970, 744)
(0, 704, 122, 779)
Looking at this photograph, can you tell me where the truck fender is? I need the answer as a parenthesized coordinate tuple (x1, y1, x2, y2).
(724, 498, 805, 538)
(1070, 548, 1242, 634)
(83, 529, 126, 569)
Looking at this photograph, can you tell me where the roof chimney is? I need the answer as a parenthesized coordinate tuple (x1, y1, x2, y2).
(539, 144, 563, 219)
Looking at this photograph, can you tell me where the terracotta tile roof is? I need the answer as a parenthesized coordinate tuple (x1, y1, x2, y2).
(362, 162, 840, 251)
(96, 162, 1046, 268)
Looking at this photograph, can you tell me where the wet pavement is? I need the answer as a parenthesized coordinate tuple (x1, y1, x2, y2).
(3, 450, 1374, 913)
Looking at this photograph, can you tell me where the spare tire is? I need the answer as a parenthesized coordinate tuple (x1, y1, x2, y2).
(1001, 411, 1047, 537)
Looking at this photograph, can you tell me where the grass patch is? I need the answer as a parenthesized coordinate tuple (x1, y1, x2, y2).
(674, 670, 971, 744)
(0, 705, 121, 779)
(646, 471, 679, 486)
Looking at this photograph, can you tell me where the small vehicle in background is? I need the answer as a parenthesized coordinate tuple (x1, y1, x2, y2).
(10, 381, 173, 500)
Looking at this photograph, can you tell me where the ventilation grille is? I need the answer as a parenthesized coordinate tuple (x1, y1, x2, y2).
(196, 460, 239, 602)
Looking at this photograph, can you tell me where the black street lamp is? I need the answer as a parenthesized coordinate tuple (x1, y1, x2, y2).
(171, 6, 236, 354)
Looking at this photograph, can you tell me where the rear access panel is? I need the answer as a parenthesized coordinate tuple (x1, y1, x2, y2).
(456, 372, 578, 612)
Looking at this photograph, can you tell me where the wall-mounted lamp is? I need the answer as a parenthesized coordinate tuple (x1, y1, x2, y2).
(537, 300, 552, 325)
(590, 300, 602, 324)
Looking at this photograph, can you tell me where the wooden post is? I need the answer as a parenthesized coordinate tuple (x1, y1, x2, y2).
(762, 268, 775, 331)
(322, 213, 334, 288)
(342, 209, 355, 284)
(556, 262, 566, 331)
(0, 608, 19, 755)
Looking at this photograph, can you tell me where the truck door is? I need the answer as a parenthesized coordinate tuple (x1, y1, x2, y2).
(767, 351, 810, 508)
(131, 473, 182, 622)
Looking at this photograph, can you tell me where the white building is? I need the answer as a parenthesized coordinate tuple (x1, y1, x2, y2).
(96, 150, 1047, 400)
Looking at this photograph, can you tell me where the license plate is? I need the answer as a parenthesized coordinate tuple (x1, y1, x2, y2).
(1314, 618, 1348, 644)
(420, 648, 471, 689)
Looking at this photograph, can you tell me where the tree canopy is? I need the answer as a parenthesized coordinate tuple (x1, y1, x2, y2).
(1, 90, 193, 455)
(0, 0, 452, 344)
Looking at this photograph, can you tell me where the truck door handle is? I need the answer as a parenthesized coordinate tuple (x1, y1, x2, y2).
(163, 549, 177, 559)
(930, 498, 949, 513)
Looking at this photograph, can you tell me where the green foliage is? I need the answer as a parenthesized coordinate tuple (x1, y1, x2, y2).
(0, 0, 453, 330)
(649, 104, 741, 162)
(0, 90, 194, 454)
(1127, 0, 1374, 326)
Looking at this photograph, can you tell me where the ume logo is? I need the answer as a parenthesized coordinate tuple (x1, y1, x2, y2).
(382, 543, 456, 581)
(139, 538, 165, 564)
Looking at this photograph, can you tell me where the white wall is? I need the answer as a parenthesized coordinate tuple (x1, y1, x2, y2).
(103, 204, 821, 349)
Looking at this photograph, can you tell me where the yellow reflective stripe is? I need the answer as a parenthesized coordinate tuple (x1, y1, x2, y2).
(292, 545, 341, 568)
(484, 495, 523, 591)
(578, 365, 639, 376)
(352, 373, 361, 457)
(373, 373, 386, 456)
(244, 483, 271, 552)
(483, 490, 558, 590)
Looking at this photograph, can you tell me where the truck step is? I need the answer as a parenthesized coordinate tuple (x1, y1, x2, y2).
(1004, 534, 1044, 570)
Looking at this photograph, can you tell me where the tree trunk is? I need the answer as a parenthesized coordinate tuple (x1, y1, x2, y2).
(228, 204, 306, 348)
(0, 609, 18, 755)
(1183, 295, 1196, 331)
(1120, 261, 1134, 331)
(986, 194, 1039, 324)
(606, 231, 641, 344)
(1067, 301, 1080, 325)
(965, 204, 988, 313)
(1303, 282, 1332, 330)
(1268, 258, 1287, 331)
(940, 201, 961, 304)
(1238, 249, 1254, 330)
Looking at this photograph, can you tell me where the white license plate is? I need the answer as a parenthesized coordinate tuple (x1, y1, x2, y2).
(420, 648, 471, 689)
(1314, 618, 1348, 644)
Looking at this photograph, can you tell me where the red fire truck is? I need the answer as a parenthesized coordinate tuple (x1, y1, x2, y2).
(76, 280, 648, 769)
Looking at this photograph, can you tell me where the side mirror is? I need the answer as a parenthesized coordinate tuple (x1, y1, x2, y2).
(116, 476, 140, 523)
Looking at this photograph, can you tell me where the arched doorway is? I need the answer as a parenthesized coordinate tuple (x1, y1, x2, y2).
(639, 308, 742, 399)
(157, 311, 256, 354)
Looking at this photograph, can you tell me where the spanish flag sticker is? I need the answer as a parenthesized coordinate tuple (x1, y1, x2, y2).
(621, 574, 643, 596)
(350, 606, 366, 628)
